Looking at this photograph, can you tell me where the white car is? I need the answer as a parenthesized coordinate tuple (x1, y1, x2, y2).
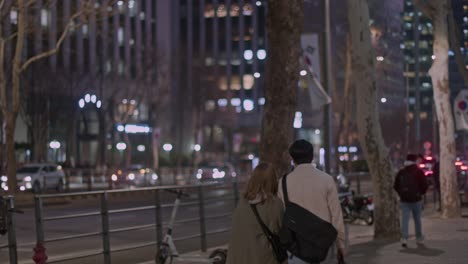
(14, 163, 66, 193)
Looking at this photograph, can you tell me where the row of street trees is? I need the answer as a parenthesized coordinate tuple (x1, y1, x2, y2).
(260, 0, 463, 240)
(1, 0, 125, 193)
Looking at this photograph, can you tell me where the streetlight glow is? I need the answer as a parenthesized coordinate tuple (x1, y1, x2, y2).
(49, 140, 61, 149)
(194, 144, 201, 152)
(137, 145, 146, 152)
(116, 142, 127, 151)
(163, 143, 173, 152)
(243, 99, 255, 111)
(257, 49, 267, 60)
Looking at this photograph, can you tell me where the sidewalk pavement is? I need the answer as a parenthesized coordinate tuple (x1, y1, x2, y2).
(346, 208, 468, 264)
(140, 208, 468, 264)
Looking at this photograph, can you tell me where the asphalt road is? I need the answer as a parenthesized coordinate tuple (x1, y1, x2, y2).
(0, 186, 237, 264)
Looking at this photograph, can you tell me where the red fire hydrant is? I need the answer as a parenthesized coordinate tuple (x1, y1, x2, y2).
(32, 241, 48, 264)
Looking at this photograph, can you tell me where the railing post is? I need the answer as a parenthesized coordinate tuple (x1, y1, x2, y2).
(198, 185, 207, 252)
(65, 170, 70, 192)
(88, 170, 93, 191)
(42, 176, 47, 193)
(233, 180, 239, 207)
(356, 173, 361, 195)
(33, 196, 48, 264)
(34, 197, 45, 243)
(100, 193, 111, 264)
(155, 190, 163, 246)
(7, 197, 18, 264)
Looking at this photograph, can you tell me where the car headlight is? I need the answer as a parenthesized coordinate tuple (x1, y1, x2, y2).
(111, 174, 118, 181)
(152, 173, 158, 180)
(128, 173, 135, 180)
(24, 176, 32, 182)
(1, 176, 7, 182)
(213, 170, 225, 179)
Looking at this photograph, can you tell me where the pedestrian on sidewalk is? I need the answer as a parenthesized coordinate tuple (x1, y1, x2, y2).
(394, 154, 428, 248)
(278, 140, 346, 264)
(227, 162, 285, 264)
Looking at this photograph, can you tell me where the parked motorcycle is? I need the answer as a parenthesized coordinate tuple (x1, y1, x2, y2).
(340, 193, 374, 225)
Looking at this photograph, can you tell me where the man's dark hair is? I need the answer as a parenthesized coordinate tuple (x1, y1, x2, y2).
(406, 154, 418, 162)
(289, 140, 314, 164)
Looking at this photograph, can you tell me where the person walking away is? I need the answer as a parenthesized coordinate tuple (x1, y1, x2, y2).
(227, 163, 285, 264)
(394, 154, 428, 248)
(278, 140, 345, 264)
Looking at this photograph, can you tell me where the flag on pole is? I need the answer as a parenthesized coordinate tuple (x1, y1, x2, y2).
(300, 34, 332, 110)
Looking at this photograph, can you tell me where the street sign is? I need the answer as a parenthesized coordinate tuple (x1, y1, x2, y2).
(454, 90, 468, 131)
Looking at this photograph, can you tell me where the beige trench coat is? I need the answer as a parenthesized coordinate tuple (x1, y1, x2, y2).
(227, 196, 285, 264)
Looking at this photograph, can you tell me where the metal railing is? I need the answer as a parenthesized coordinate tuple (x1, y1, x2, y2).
(0, 196, 18, 264)
(29, 181, 240, 264)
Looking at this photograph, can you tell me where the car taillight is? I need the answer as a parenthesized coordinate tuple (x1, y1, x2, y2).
(419, 164, 426, 169)
(424, 170, 433, 176)
(461, 165, 468, 171)
(455, 161, 463, 166)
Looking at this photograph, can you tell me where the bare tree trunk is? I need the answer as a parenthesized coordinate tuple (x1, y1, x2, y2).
(429, 0, 461, 218)
(5, 115, 17, 192)
(259, 0, 304, 176)
(348, 0, 399, 239)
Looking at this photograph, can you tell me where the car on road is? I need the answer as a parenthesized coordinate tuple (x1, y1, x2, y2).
(111, 165, 158, 188)
(1, 163, 66, 193)
(195, 162, 236, 182)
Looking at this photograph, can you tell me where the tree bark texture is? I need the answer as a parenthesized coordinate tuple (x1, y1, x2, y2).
(428, 0, 461, 218)
(348, 0, 400, 239)
(260, 0, 304, 176)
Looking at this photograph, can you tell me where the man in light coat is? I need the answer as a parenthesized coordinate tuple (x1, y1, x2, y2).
(278, 140, 345, 264)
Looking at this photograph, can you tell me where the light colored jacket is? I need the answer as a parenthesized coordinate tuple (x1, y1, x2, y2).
(278, 164, 346, 249)
(227, 196, 285, 264)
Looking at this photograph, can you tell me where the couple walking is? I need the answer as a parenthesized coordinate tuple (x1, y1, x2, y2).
(227, 140, 346, 264)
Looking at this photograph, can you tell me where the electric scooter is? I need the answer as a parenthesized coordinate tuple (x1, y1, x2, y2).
(155, 189, 227, 264)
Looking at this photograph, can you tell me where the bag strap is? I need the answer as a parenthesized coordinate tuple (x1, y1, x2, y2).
(250, 204, 275, 239)
(281, 174, 289, 204)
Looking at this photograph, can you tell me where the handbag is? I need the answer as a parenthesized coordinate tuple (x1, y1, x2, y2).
(250, 204, 288, 263)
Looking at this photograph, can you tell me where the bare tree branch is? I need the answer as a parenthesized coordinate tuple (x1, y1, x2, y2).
(413, 0, 435, 19)
(26, 0, 36, 7)
(448, 0, 468, 86)
(5, 32, 18, 42)
(0, 38, 6, 117)
(20, 10, 83, 72)
(12, 0, 27, 114)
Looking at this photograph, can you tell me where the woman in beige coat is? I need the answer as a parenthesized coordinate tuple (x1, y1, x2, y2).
(227, 163, 285, 264)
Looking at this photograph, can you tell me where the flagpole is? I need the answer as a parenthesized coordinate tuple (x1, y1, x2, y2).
(323, 0, 334, 174)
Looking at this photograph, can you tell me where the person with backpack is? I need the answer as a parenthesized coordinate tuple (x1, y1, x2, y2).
(278, 140, 345, 264)
(227, 162, 286, 264)
(393, 154, 428, 248)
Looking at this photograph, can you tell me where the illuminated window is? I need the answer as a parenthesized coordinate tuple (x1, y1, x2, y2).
(204, 3, 254, 18)
(10, 10, 17, 24)
(205, 100, 216, 111)
(219, 75, 255, 90)
(243, 75, 255, 90)
(41, 9, 49, 27)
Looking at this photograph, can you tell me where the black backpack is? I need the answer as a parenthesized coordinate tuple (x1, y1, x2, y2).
(397, 168, 421, 202)
(279, 174, 338, 263)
